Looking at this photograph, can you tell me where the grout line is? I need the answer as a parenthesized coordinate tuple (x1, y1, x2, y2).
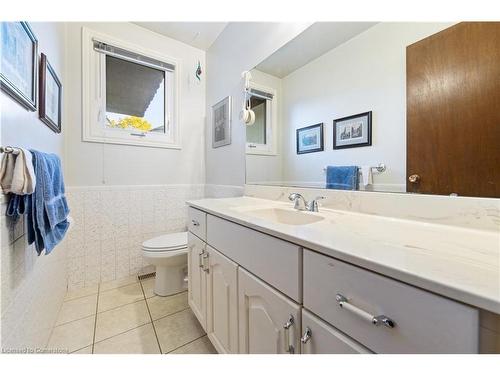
(140, 280, 162, 353)
(151, 307, 191, 323)
(91, 283, 101, 354)
(69, 344, 92, 354)
(164, 334, 207, 354)
(99, 279, 139, 293)
(53, 313, 96, 328)
(96, 297, 146, 314)
(145, 289, 188, 301)
(92, 322, 151, 346)
(63, 286, 99, 302)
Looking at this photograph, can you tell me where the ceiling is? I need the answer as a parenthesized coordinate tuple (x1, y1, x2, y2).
(133, 22, 228, 50)
(255, 22, 378, 78)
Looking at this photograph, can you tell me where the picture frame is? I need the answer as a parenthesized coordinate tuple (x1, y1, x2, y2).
(39, 53, 62, 133)
(0, 22, 38, 111)
(212, 96, 231, 148)
(333, 111, 372, 149)
(296, 123, 324, 154)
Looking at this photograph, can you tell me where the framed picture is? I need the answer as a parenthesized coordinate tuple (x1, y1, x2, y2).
(296, 123, 324, 154)
(333, 111, 372, 149)
(39, 53, 62, 133)
(0, 22, 38, 111)
(212, 96, 231, 148)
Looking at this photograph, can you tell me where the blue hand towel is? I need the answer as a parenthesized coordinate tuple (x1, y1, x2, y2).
(326, 166, 359, 190)
(6, 193, 26, 219)
(23, 150, 70, 255)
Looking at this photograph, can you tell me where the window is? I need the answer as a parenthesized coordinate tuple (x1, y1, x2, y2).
(246, 85, 277, 155)
(82, 28, 179, 148)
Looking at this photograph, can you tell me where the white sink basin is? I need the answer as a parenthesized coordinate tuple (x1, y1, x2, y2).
(241, 207, 324, 225)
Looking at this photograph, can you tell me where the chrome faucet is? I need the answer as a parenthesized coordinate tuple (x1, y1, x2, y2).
(288, 193, 326, 212)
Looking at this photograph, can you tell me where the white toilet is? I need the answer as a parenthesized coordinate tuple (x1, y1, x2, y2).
(141, 231, 188, 297)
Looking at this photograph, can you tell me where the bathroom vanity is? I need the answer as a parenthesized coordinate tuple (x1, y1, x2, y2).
(186, 196, 499, 354)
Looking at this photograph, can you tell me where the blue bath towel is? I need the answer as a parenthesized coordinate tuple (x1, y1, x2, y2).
(326, 166, 359, 190)
(9, 150, 70, 255)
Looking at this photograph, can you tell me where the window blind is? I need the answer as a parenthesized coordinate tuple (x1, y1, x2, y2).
(93, 40, 175, 72)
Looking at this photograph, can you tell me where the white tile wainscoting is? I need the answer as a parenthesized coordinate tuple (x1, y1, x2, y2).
(61, 183, 244, 291)
(61, 185, 206, 291)
(1, 196, 68, 352)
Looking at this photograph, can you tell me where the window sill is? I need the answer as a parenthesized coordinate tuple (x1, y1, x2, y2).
(83, 134, 181, 150)
(246, 148, 277, 156)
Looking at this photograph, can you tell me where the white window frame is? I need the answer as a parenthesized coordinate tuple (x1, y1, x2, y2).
(82, 27, 181, 149)
(245, 82, 278, 156)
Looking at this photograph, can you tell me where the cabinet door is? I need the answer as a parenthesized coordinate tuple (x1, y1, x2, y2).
(301, 309, 371, 354)
(187, 232, 207, 330)
(206, 246, 238, 354)
(238, 268, 301, 354)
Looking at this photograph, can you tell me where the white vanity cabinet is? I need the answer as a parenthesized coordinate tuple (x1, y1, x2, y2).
(205, 245, 239, 354)
(187, 232, 207, 330)
(238, 268, 301, 354)
(187, 205, 482, 354)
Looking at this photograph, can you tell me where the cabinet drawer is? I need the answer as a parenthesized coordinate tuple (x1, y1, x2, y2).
(301, 309, 371, 354)
(188, 207, 206, 241)
(303, 250, 479, 353)
(207, 214, 301, 302)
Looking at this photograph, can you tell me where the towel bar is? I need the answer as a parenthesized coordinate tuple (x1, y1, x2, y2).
(323, 163, 386, 173)
(0, 146, 21, 155)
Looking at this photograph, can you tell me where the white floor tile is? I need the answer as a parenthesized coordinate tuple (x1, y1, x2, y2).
(95, 300, 151, 342)
(56, 294, 98, 326)
(93, 324, 160, 354)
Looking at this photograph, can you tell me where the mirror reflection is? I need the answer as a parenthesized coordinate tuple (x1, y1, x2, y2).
(245, 22, 500, 198)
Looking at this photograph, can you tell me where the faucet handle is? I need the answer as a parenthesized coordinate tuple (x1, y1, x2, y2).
(307, 196, 326, 212)
(312, 196, 326, 201)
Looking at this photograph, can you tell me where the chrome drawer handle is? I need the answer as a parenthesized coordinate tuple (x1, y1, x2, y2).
(198, 251, 204, 268)
(202, 253, 210, 273)
(301, 327, 312, 344)
(335, 294, 395, 329)
(191, 219, 200, 227)
(283, 315, 295, 354)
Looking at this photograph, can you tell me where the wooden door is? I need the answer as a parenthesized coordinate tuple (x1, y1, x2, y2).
(301, 309, 372, 354)
(407, 22, 500, 197)
(238, 268, 301, 354)
(206, 246, 238, 354)
(187, 232, 207, 330)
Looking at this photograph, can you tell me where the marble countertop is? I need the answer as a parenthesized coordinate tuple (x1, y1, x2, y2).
(187, 196, 500, 314)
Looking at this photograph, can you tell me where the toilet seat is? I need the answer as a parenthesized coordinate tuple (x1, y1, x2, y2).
(142, 232, 188, 252)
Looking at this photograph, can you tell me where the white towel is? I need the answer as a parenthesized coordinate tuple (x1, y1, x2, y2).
(0, 149, 36, 195)
(0, 153, 16, 193)
(360, 166, 373, 187)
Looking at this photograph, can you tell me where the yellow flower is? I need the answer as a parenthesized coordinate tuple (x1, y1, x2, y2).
(107, 116, 153, 132)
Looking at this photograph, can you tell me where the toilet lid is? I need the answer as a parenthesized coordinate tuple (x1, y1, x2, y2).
(142, 232, 188, 251)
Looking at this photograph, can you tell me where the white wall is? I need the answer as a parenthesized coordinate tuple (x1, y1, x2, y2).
(60, 23, 208, 288)
(280, 23, 454, 192)
(1, 22, 67, 351)
(205, 22, 312, 188)
(65, 22, 206, 186)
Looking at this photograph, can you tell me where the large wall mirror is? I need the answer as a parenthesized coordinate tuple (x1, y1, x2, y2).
(245, 22, 500, 198)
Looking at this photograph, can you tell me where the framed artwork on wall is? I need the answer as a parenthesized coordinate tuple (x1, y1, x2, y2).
(296, 123, 324, 154)
(333, 111, 372, 149)
(0, 22, 38, 111)
(212, 96, 231, 148)
(39, 53, 62, 133)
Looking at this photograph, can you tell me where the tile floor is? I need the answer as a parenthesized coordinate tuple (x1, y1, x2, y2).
(46, 275, 217, 354)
